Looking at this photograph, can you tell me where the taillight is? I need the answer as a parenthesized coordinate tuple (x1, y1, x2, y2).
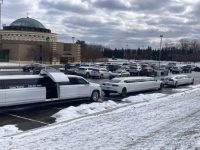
(161, 78, 164, 81)
(169, 79, 174, 81)
(98, 71, 100, 73)
(38, 70, 41, 72)
(112, 84, 119, 87)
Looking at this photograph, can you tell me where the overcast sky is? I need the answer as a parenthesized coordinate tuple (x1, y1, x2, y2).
(1, 0, 200, 49)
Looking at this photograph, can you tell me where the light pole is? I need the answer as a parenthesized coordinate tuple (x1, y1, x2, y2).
(0, 0, 3, 30)
(159, 35, 163, 69)
(72, 37, 75, 43)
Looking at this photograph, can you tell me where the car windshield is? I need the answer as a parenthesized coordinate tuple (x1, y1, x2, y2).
(26, 63, 32, 66)
(130, 67, 137, 69)
(173, 67, 178, 69)
(92, 69, 99, 71)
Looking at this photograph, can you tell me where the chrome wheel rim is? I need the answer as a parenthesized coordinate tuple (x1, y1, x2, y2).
(93, 92, 99, 101)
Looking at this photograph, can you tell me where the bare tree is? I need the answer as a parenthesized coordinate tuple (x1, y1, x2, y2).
(179, 38, 190, 51)
(26, 47, 40, 63)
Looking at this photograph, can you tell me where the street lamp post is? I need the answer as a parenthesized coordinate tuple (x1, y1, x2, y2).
(0, 0, 3, 30)
(72, 37, 75, 43)
(159, 35, 163, 69)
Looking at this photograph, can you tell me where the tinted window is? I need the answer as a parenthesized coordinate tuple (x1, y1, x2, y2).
(4, 79, 43, 89)
(79, 68, 86, 70)
(0, 81, 3, 89)
(78, 79, 88, 84)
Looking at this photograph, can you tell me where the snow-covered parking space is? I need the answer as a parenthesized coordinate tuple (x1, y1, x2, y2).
(0, 87, 200, 149)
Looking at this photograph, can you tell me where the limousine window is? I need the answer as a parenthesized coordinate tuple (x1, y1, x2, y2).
(60, 78, 88, 85)
(0, 81, 3, 89)
(109, 80, 120, 83)
(3, 79, 43, 89)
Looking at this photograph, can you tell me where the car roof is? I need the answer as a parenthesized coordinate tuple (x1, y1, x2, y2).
(112, 76, 153, 81)
(165, 75, 187, 78)
(0, 75, 43, 80)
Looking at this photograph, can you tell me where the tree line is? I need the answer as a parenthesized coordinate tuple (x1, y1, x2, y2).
(77, 38, 200, 62)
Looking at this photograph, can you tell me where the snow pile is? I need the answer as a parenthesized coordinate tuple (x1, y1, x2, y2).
(172, 88, 188, 92)
(0, 125, 21, 138)
(52, 100, 123, 122)
(189, 84, 200, 88)
(122, 93, 165, 103)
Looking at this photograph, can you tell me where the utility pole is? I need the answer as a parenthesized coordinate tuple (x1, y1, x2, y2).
(0, 0, 3, 30)
(72, 37, 75, 43)
(159, 35, 163, 69)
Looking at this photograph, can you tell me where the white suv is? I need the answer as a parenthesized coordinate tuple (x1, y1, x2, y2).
(76, 67, 93, 78)
(91, 68, 111, 79)
(129, 66, 142, 76)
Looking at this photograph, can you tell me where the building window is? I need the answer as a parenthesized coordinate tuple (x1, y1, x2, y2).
(21, 28, 24, 30)
(20, 35, 22, 36)
(8, 34, 10, 36)
(32, 29, 35, 31)
(12, 34, 13, 36)
(16, 34, 18, 36)
(29, 35, 31, 37)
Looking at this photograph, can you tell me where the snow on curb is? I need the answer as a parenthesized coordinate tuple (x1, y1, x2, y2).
(52, 93, 165, 123)
(0, 125, 21, 138)
(122, 93, 165, 103)
(52, 100, 124, 122)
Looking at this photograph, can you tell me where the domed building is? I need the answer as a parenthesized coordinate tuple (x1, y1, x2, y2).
(0, 17, 81, 64)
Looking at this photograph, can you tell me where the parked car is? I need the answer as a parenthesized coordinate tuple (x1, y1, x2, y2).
(141, 64, 149, 69)
(66, 66, 79, 75)
(107, 64, 120, 72)
(101, 77, 163, 97)
(159, 68, 169, 75)
(161, 75, 194, 88)
(194, 66, 200, 72)
(23, 63, 41, 71)
(76, 67, 93, 78)
(186, 64, 196, 70)
(129, 66, 142, 76)
(182, 66, 192, 73)
(109, 70, 130, 80)
(139, 67, 157, 76)
(33, 67, 54, 75)
(91, 68, 111, 79)
(171, 66, 183, 74)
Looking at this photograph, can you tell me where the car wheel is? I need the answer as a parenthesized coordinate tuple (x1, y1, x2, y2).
(90, 90, 100, 102)
(138, 72, 139, 76)
(174, 82, 178, 88)
(158, 83, 163, 90)
(154, 72, 157, 77)
(104, 91, 110, 96)
(100, 74, 103, 79)
(23, 69, 25, 72)
(191, 79, 194, 85)
(92, 76, 95, 79)
(120, 88, 127, 97)
(86, 73, 90, 78)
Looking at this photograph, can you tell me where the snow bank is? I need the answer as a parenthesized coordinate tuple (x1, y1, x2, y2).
(172, 88, 188, 92)
(122, 93, 165, 103)
(0, 125, 21, 138)
(52, 100, 124, 122)
(189, 84, 200, 88)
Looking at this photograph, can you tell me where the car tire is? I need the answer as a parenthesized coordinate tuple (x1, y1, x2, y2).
(90, 90, 100, 102)
(158, 83, 163, 90)
(104, 91, 110, 96)
(120, 88, 127, 97)
(191, 79, 194, 85)
(154, 72, 157, 77)
(174, 82, 178, 88)
(86, 73, 90, 78)
(23, 69, 25, 72)
(92, 76, 95, 79)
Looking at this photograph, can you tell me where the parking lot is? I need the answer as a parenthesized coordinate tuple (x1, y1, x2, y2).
(0, 70, 199, 131)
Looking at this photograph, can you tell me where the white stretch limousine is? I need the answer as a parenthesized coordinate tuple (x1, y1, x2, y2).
(0, 70, 101, 107)
(101, 77, 163, 97)
(161, 75, 194, 88)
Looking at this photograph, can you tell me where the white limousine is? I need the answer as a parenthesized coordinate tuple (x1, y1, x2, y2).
(101, 77, 163, 97)
(0, 70, 101, 107)
(161, 75, 194, 88)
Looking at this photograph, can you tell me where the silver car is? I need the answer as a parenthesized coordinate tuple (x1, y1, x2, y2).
(161, 75, 194, 88)
(91, 68, 111, 79)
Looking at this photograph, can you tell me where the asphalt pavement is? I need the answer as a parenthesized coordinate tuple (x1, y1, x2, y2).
(0, 70, 199, 131)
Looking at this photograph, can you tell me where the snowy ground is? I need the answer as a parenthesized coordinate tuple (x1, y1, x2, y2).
(0, 87, 200, 149)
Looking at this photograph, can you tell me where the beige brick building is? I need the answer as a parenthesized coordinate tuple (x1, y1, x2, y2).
(0, 17, 81, 64)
